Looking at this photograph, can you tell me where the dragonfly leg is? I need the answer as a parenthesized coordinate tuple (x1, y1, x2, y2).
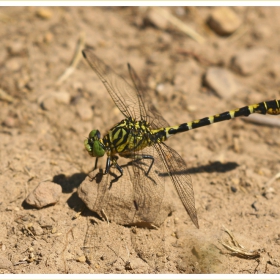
(105, 157, 111, 174)
(106, 156, 123, 179)
(94, 157, 99, 170)
(121, 153, 154, 176)
(141, 154, 154, 176)
(114, 162, 123, 179)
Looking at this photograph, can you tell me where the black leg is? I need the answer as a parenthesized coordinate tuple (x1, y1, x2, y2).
(121, 153, 155, 176)
(105, 157, 111, 174)
(114, 162, 123, 179)
(141, 154, 154, 176)
(94, 157, 99, 170)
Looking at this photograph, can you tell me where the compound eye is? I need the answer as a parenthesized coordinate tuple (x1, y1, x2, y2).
(85, 130, 105, 158)
(88, 130, 101, 140)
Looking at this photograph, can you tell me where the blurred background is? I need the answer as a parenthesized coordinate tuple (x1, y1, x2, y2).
(0, 6, 280, 274)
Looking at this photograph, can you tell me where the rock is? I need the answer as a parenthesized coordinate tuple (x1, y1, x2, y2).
(54, 91, 71, 105)
(145, 7, 169, 30)
(2, 116, 17, 128)
(36, 8, 53, 19)
(156, 83, 174, 100)
(40, 96, 56, 111)
(78, 163, 174, 227)
(5, 58, 21, 71)
(31, 223, 44, 236)
(25, 181, 62, 209)
(204, 67, 240, 99)
(44, 32, 54, 43)
(0, 255, 12, 269)
(208, 7, 242, 36)
(77, 255, 86, 263)
(231, 48, 269, 76)
(40, 91, 71, 110)
(7, 41, 25, 56)
(75, 98, 93, 121)
(252, 24, 272, 40)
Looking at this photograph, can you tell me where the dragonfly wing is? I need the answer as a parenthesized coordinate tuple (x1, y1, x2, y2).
(153, 142, 199, 228)
(83, 48, 142, 120)
(127, 63, 170, 128)
(83, 48, 169, 128)
(129, 149, 166, 224)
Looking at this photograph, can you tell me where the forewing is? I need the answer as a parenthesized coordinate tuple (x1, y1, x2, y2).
(127, 62, 170, 129)
(83, 48, 141, 119)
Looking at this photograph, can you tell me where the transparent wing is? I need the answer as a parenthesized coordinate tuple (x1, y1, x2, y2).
(83, 48, 144, 120)
(83, 48, 170, 128)
(127, 63, 170, 129)
(153, 142, 199, 228)
(129, 147, 166, 223)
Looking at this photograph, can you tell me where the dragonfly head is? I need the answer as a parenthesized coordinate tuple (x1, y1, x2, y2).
(84, 130, 105, 158)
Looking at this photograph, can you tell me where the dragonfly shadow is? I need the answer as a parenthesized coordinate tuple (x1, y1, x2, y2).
(52, 172, 88, 193)
(22, 172, 88, 210)
(158, 161, 239, 177)
(51, 172, 88, 211)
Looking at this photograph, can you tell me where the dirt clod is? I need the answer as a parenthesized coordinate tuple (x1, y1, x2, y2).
(25, 181, 62, 209)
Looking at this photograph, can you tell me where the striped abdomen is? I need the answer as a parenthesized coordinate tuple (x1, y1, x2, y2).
(166, 99, 280, 137)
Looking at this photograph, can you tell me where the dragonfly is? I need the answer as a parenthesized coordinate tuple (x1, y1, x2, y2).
(82, 48, 280, 228)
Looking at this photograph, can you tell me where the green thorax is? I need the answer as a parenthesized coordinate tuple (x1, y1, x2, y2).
(103, 117, 167, 156)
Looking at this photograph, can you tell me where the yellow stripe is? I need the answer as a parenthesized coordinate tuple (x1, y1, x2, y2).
(247, 105, 254, 114)
(187, 122, 193, 130)
(229, 110, 235, 118)
(208, 116, 214, 124)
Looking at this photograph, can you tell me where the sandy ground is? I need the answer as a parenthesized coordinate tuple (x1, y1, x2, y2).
(0, 6, 280, 274)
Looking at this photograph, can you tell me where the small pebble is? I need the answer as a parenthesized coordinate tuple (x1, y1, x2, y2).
(156, 252, 164, 257)
(36, 8, 53, 19)
(257, 167, 271, 177)
(75, 98, 93, 121)
(31, 223, 44, 236)
(174, 217, 179, 225)
(252, 24, 272, 40)
(208, 7, 242, 35)
(44, 32, 53, 43)
(2, 116, 17, 128)
(25, 181, 62, 209)
(41, 96, 56, 111)
(204, 67, 240, 98)
(156, 83, 174, 99)
(5, 58, 21, 71)
(263, 187, 275, 200)
(231, 48, 268, 76)
(7, 41, 25, 56)
(0, 255, 12, 269)
(77, 255, 86, 263)
(146, 7, 169, 30)
(40, 91, 71, 110)
(53, 91, 71, 105)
